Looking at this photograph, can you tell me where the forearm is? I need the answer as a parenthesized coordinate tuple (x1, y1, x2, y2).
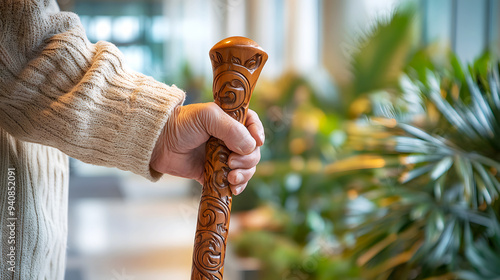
(0, 0, 185, 180)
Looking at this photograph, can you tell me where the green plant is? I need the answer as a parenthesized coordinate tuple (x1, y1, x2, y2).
(342, 59, 500, 279)
(232, 5, 421, 280)
(233, 2, 500, 279)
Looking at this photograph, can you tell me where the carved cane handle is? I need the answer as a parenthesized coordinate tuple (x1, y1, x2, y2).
(191, 37, 268, 280)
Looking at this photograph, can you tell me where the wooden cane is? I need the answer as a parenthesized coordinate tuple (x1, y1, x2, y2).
(191, 37, 267, 279)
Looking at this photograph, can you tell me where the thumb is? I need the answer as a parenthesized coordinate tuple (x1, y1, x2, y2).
(202, 103, 256, 155)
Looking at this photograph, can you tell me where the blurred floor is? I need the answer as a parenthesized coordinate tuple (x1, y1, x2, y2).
(65, 160, 252, 280)
(65, 165, 200, 280)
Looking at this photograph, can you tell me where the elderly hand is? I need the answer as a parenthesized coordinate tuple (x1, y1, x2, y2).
(150, 103, 264, 195)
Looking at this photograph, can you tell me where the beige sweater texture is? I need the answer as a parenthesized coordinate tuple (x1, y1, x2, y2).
(0, 0, 186, 278)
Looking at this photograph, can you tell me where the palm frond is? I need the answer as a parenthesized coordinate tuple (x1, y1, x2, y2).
(388, 65, 500, 208)
(343, 59, 500, 279)
(345, 5, 417, 112)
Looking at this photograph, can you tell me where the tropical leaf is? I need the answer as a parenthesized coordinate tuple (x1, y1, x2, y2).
(345, 5, 417, 114)
(387, 64, 500, 208)
(343, 59, 500, 279)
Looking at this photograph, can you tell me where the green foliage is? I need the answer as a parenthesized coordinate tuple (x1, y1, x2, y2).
(234, 230, 361, 280)
(232, 3, 500, 280)
(232, 69, 362, 278)
(345, 57, 500, 279)
(232, 5, 422, 279)
(344, 5, 417, 114)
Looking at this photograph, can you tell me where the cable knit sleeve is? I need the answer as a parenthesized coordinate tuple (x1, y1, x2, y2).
(0, 0, 186, 181)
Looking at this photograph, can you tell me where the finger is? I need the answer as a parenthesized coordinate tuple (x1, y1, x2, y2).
(230, 182, 248, 196)
(228, 147, 261, 169)
(203, 103, 256, 155)
(228, 166, 256, 187)
(245, 109, 265, 146)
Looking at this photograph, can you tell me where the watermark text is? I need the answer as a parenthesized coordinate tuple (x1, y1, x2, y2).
(5, 167, 17, 273)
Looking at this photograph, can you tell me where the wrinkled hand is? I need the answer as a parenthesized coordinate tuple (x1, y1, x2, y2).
(150, 103, 264, 195)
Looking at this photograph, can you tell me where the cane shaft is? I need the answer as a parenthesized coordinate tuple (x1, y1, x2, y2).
(191, 37, 267, 280)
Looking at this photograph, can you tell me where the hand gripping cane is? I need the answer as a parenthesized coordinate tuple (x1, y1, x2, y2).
(191, 37, 268, 280)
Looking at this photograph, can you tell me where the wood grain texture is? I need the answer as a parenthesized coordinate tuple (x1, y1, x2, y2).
(191, 37, 268, 280)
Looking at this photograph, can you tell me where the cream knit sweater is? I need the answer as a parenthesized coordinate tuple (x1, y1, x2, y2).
(0, 0, 186, 279)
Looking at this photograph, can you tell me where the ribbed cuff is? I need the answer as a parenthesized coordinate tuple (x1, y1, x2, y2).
(116, 78, 185, 181)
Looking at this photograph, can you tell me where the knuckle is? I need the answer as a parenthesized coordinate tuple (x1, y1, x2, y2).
(202, 102, 220, 120)
(219, 118, 236, 141)
(206, 102, 220, 113)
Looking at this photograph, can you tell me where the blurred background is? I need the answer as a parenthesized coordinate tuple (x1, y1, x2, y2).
(57, 0, 500, 279)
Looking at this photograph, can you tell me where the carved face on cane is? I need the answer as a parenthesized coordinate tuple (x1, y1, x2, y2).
(191, 37, 267, 280)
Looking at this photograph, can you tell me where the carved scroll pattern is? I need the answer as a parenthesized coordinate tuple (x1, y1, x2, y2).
(191, 138, 231, 280)
(213, 71, 250, 123)
(191, 58, 251, 280)
(192, 37, 267, 280)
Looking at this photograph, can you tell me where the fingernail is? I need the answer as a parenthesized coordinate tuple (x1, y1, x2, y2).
(229, 159, 238, 169)
(235, 172, 243, 184)
(234, 185, 244, 195)
(259, 131, 265, 145)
